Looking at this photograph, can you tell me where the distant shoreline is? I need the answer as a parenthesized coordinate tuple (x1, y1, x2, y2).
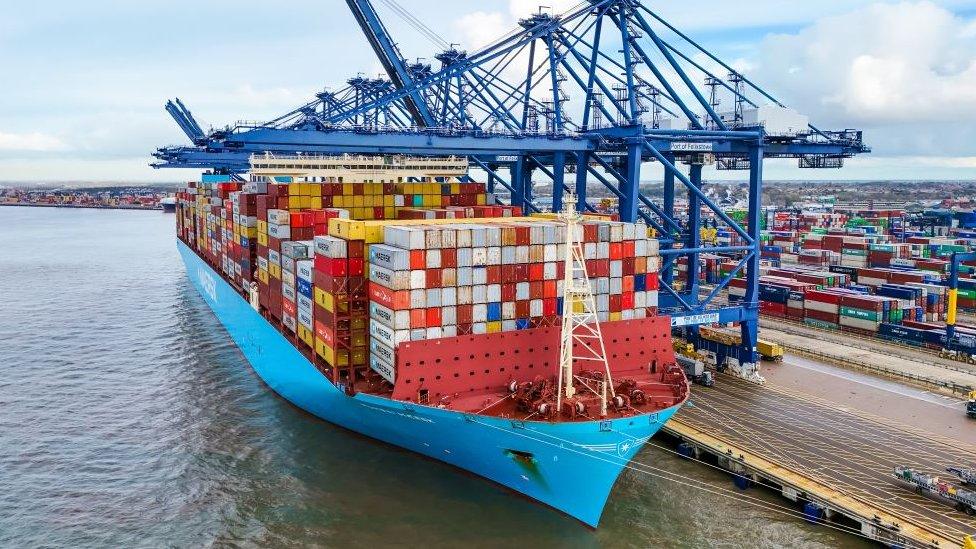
(0, 203, 164, 211)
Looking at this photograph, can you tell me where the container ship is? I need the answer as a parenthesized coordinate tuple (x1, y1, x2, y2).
(174, 153, 688, 526)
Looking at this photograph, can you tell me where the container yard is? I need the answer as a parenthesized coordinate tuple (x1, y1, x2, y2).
(144, 0, 976, 547)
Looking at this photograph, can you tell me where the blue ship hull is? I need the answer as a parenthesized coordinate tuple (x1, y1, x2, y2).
(178, 240, 681, 526)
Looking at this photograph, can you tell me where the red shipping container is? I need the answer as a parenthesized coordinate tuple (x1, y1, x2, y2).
(282, 297, 297, 317)
(346, 240, 364, 259)
(426, 308, 442, 327)
(646, 272, 660, 291)
(426, 269, 442, 288)
(760, 301, 787, 317)
(410, 309, 426, 329)
(609, 243, 622, 260)
(369, 282, 410, 310)
(441, 248, 457, 268)
(529, 263, 544, 281)
(457, 305, 473, 324)
(501, 283, 516, 302)
(543, 298, 557, 316)
(621, 292, 634, 309)
(348, 258, 365, 277)
(514, 264, 529, 282)
(529, 281, 544, 299)
(410, 250, 426, 269)
(609, 295, 621, 313)
(486, 266, 501, 284)
(314, 320, 335, 347)
(290, 211, 313, 228)
(515, 300, 530, 318)
(539, 280, 554, 299)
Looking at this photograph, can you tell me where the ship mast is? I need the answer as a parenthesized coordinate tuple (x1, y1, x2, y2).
(556, 195, 615, 417)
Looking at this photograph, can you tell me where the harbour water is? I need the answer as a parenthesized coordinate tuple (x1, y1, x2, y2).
(0, 206, 870, 548)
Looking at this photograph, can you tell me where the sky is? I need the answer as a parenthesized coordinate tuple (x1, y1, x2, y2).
(1, 0, 976, 183)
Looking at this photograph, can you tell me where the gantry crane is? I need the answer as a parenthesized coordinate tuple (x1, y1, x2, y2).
(153, 0, 870, 368)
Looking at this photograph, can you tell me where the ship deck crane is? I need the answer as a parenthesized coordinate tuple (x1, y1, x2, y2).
(152, 0, 870, 367)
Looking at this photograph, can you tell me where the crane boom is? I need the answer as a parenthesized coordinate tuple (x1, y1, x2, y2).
(345, 0, 435, 127)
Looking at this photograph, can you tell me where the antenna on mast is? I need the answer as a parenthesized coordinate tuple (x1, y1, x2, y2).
(556, 194, 615, 417)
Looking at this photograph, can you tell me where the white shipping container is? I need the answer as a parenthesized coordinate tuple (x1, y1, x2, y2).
(441, 287, 457, 307)
(297, 293, 313, 314)
(442, 306, 457, 326)
(370, 339, 396, 366)
(424, 229, 442, 249)
(282, 313, 297, 332)
(472, 267, 487, 285)
(472, 247, 488, 266)
(268, 223, 291, 240)
(370, 244, 410, 271)
(530, 299, 543, 317)
(369, 265, 410, 291)
(258, 256, 269, 271)
(486, 284, 501, 302)
(268, 250, 281, 266)
(282, 268, 296, 288)
(297, 307, 313, 330)
(502, 302, 516, 320)
(282, 283, 297, 303)
(839, 316, 879, 331)
(486, 247, 502, 265)
(502, 320, 518, 332)
(427, 288, 442, 308)
(457, 248, 472, 268)
(472, 322, 487, 335)
(370, 354, 396, 384)
(646, 291, 659, 308)
(515, 246, 529, 263)
(441, 268, 457, 286)
(370, 302, 410, 330)
(297, 260, 314, 282)
(425, 249, 442, 268)
(267, 209, 290, 225)
(282, 256, 296, 275)
(314, 236, 347, 259)
(441, 325, 458, 337)
(472, 285, 487, 304)
(408, 270, 426, 289)
(457, 286, 472, 305)
(370, 319, 412, 347)
(543, 262, 558, 280)
(440, 228, 457, 249)
(409, 289, 427, 309)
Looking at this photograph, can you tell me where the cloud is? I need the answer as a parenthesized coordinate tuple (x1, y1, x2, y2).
(748, 1, 976, 159)
(0, 131, 68, 152)
(754, 1, 976, 124)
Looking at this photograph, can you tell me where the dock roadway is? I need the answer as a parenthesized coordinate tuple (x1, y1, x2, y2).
(664, 372, 976, 548)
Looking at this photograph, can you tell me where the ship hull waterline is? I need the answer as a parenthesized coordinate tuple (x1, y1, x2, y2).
(178, 240, 682, 527)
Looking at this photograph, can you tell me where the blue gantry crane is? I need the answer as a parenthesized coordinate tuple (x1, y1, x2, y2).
(152, 0, 869, 369)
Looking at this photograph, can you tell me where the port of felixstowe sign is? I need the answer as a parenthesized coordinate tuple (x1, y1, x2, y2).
(670, 142, 713, 152)
(671, 313, 720, 327)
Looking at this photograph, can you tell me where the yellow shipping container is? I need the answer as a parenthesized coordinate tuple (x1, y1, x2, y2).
(257, 267, 269, 284)
(311, 196, 323, 209)
(314, 287, 335, 312)
(609, 312, 621, 322)
(297, 324, 314, 347)
(486, 321, 502, 333)
(269, 263, 281, 280)
(243, 227, 257, 239)
(257, 232, 269, 247)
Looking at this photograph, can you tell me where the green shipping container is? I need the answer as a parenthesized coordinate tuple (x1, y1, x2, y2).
(840, 306, 880, 321)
